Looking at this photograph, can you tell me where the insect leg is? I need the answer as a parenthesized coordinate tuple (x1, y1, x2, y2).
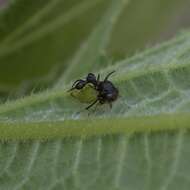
(88, 101, 99, 116)
(72, 79, 83, 88)
(85, 99, 98, 110)
(97, 74, 100, 83)
(67, 87, 76, 92)
(104, 71, 116, 81)
(94, 73, 100, 89)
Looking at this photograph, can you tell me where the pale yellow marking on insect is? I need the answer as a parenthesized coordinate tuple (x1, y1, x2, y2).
(70, 83, 98, 103)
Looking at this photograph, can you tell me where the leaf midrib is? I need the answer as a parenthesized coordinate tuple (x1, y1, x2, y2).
(0, 113, 188, 140)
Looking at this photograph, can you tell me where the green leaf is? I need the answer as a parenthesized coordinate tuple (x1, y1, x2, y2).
(56, 0, 190, 85)
(1, 0, 190, 189)
(56, 0, 129, 84)
(0, 0, 108, 92)
(0, 29, 190, 189)
(108, 0, 190, 58)
(0, 0, 188, 94)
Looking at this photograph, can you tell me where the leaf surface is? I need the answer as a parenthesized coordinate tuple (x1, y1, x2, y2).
(0, 29, 190, 189)
(0, 0, 188, 93)
(0, 0, 190, 189)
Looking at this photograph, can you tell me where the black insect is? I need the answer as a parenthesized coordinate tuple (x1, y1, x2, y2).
(69, 71, 119, 110)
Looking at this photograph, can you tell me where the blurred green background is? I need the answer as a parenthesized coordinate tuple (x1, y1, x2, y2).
(0, 0, 190, 98)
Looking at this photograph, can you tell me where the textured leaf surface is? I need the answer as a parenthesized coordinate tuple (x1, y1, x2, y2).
(0, 0, 188, 93)
(1, 0, 190, 189)
(0, 30, 190, 189)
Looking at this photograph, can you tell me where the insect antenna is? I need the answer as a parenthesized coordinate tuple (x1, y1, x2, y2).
(104, 71, 116, 81)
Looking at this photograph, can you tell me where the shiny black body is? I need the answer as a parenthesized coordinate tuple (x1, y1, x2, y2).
(97, 80, 118, 104)
(69, 71, 119, 110)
